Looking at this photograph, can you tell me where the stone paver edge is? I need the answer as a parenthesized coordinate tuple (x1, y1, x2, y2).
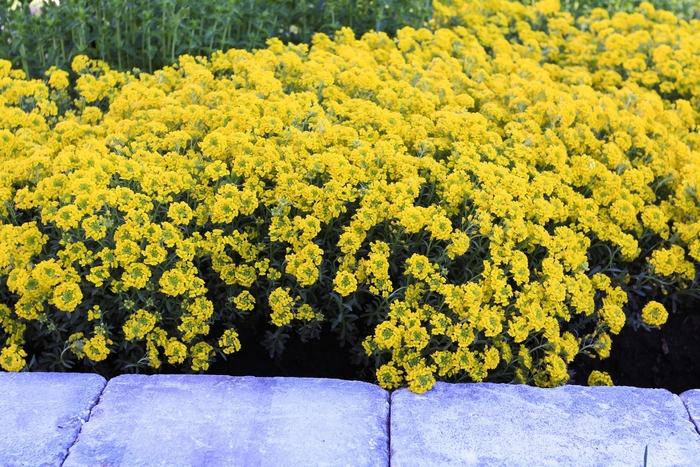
(53, 375, 700, 459)
(679, 389, 700, 436)
(60, 374, 109, 466)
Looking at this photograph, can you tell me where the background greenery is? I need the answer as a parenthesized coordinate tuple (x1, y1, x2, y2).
(2, 0, 699, 81)
(1, 0, 433, 79)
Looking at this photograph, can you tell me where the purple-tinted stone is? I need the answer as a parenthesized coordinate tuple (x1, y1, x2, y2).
(391, 382, 700, 467)
(0, 372, 106, 467)
(63, 374, 389, 467)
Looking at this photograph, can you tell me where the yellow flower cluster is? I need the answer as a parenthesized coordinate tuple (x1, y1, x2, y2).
(640, 300, 668, 327)
(0, 0, 697, 390)
(587, 370, 614, 386)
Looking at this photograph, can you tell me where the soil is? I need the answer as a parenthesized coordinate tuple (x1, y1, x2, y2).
(206, 323, 376, 384)
(571, 303, 700, 394)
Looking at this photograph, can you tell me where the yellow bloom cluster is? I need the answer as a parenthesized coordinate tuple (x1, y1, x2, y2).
(0, 0, 697, 390)
(640, 300, 668, 327)
(587, 370, 614, 386)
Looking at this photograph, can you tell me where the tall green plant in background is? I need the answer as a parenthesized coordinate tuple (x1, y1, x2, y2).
(0, 0, 433, 79)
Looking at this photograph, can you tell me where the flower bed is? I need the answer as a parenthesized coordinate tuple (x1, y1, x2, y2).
(0, 0, 699, 393)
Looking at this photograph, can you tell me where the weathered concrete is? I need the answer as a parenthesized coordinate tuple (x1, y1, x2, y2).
(62, 374, 389, 467)
(0, 372, 106, 467)
(680, 389, 700, 435)
(4, 372, 700, 466)
(390, 382, 700, 467)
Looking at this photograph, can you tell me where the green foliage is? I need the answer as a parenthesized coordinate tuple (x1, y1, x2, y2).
(0, 0, 433, 80)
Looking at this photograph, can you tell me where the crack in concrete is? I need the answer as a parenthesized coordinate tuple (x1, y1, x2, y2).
(58, 379, 109, 467)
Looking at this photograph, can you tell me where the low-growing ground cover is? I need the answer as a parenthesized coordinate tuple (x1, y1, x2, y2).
(1, 0, 699, 393)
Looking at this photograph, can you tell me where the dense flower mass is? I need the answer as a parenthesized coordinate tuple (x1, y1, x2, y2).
(0, 0, 698, 392)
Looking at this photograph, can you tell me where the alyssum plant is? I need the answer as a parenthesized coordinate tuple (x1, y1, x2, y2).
(0, 0, 698, 393)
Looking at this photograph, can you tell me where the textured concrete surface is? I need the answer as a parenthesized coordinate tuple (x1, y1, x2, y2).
(680, 389, 700, 435)
(0, 372, 106, 467)
(4, 373, 700, 466)
(390, 382, 700, 467)
(62, 374, 389, 467)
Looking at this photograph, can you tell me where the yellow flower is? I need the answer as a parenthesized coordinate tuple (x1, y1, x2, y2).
(239, 189, 259, 215)
(71, 54, 90, 73)
(82, 215, 108, 241)
(46, 66, 70, 90)
(165, 338, 187, 364)
(396, 206, 428, 234)
(404, 254, 433, 281)
(178, 314, 210, 343)
(649, 245, 690, 278)
(232, 290, 256, 312)
(67, 332, 87, 359)
(427, 215, 453, 241)
(31, 259, 64, 288)
(373, 321, 402, 350)
(114, 240, 141, 267)
(234, 264, 257, 288)
(588, 370, 614, 386)
(594, 332, 612, 359)
(84, 334, 112, 362)
(218, 328, 242, 354)
(86, 265, 111, 288)
(536, 0, 560, 15)
(641, 301, 668, 328)
(190, 341, 214, 371)
(477, 306, 504, 338)
(121, 262, 152, 290)
(146, 340, 162, 369)
(0, 344, 27, 372)
(123, 309, 157, 341)
(159, 268, 189, 296)
(599, 301, 626, 335)
(186, 297, 214, 322)
(533, 353, 569, 388)
(405, 363, 436, 394)
(333, 270, 358, 296)
(211, 196, 241, 224)
(431, 350, 456, 377)
(294, 304, 317, 321)
(449, 322, 475, 348)
(375, 363, 403, 390)
(143, 243, 168, 266)
(87, 305, 102, 321)
(608, 199, 638, 231)
(556, 332, 579, 363)
(52, 282, 83, 312)
(403, 325, 430, 351)
(268, 287, 296, 327)
(54, 205, 83, 231)
(167, 201, 195, 225)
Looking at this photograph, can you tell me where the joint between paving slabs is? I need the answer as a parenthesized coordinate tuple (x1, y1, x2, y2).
(387, 391, 392, 467)
(58, 380, 109, 467)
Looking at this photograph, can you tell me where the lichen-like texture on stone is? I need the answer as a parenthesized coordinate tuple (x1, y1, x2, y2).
(0, 372, 106, 467)
(62, 374, 389, 467)
(390, 382, 700, 467)
(679, 389, 700, 435)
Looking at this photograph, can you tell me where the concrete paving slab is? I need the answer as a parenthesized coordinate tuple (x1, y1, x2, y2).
(62, 374, 389, 467)
(390, 382, 700, 467)
(0, 372, 106, 467)
(680, 389, 700, 435)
